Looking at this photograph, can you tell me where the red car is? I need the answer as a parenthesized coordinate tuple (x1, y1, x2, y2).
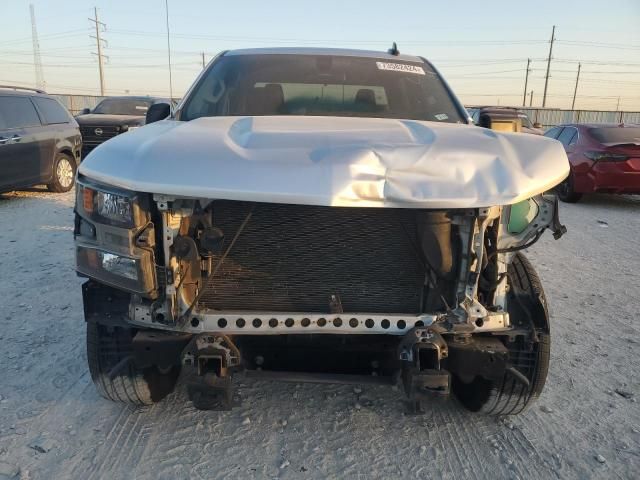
(544, 123, 640, 202)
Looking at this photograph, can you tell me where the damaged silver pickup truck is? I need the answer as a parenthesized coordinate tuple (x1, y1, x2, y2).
(75, 47, 569, 414)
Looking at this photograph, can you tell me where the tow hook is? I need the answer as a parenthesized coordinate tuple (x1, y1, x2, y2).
(182, 334, 241, 410)
(398, 328, 450, 413)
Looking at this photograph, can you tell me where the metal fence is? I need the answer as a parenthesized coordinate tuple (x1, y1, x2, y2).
(520, 108, 640, 129)
(52, 94, 106, 116)
(53, 94, 640, 127)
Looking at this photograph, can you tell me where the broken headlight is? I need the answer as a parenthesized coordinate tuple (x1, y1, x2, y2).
(75, 177, 157, 297)
(76, 179, 148, 228)
(96, 191, 133, 224)
(76, 246, 157, 295)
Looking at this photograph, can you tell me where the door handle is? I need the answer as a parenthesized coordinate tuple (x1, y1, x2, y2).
(11, 135, 22, 143)
(0, 137, 9, 145)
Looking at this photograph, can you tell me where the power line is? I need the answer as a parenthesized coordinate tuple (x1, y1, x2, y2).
(0, 29, 88, 47)
(106, 28, 550, 46)
(553, 58, 640, 67)
(556, 40, 640, 50)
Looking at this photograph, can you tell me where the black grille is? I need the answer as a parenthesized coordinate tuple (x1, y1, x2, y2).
(199, 201, 426, 314)
(80, 125, 121, 155)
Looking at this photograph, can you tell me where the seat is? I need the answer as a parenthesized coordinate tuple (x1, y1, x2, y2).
(250, 83, 285, 115)
(354, 88, 377, 111)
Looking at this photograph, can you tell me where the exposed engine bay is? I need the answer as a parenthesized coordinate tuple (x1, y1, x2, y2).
(75, 177, 565, 411)
(122, 193, 565, 335)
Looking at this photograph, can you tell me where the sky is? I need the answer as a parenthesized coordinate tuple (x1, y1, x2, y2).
(1, 0, 639, 110)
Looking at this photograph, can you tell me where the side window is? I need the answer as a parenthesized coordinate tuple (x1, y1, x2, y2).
(0, 96, 41, 129)
(557, 127, 577, 146)
(33, 97, 72, 124)
(544, 126, 562, 139)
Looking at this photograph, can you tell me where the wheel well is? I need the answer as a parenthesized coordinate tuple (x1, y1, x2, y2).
(58, 147, 74, 160)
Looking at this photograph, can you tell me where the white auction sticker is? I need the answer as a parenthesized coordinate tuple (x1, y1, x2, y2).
(376, 62, 425, 75)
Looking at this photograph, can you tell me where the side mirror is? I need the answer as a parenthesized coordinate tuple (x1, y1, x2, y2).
(80, 107, 91, 115)
(533, 122, 543, 129)
(145, 103, 171, 124)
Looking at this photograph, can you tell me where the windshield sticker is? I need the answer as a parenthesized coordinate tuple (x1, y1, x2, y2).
(376, 62, 425, 75)
(434, 113, 449, 121)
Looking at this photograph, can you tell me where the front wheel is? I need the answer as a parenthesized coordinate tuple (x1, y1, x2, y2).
(86, 323, 180, 406)
(452, 253, 550, 415)
(556, 174, 582, 203)
(47, 152, 76, 193)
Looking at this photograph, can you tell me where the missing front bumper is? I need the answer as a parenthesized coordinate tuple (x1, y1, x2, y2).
(129, 307, 510, 335)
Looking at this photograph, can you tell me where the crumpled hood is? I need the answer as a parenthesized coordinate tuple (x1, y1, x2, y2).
(78, 116, 569, 208)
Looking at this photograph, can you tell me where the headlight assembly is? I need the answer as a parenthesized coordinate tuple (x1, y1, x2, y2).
(96, 191, 133, 224)
(77, 180, 148, 228)
(76, 245, 157, 295)
(75, 177, 157, 297)
(100, 251, 138, 280)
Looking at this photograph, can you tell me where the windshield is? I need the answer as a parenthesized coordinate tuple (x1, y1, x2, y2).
(181, 54, 465, 123)
(589, 127, 640, 144)
(93, 98, 152, 115)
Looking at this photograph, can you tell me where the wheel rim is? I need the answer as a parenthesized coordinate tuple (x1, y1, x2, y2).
(57, 158, 74, 188)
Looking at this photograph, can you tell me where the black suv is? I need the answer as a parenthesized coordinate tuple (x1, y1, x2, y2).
(75, 96, 174, 157)
(0, 86, 81, 194)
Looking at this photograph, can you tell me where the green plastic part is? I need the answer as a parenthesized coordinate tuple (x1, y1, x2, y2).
(508, 200, 538, 234)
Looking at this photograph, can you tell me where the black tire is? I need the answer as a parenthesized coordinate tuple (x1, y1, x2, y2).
(556, 174, 582, 203)
(86, 323, 180, 406)
(452, 253, 550, 415)
(47, 152, 76, 193)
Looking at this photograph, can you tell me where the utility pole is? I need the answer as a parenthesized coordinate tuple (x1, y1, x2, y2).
(542, 25, 555, 108)
(165, 0, 173, 100)
(571, 62, 581, 110)
(529, 90, 534, 107)
(89, 7, 107, 96)
(616, 97, 621, 111)
(30, 4, 45, 91)
(522, 58, 531, 107)
(201, 52, 206, 69)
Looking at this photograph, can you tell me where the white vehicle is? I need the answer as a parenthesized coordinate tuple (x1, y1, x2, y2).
(75, 47, 569, 414)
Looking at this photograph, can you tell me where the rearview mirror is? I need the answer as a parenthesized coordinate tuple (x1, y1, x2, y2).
(145, 103, 171, 124)
(80, 107, 90, 115)
(533, 122, 543, 129)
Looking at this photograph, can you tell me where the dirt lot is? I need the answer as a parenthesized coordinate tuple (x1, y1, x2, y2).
(0, 188, 638, 480)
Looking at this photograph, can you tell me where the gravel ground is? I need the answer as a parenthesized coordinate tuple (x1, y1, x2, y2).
(0, 187, 638, 480)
